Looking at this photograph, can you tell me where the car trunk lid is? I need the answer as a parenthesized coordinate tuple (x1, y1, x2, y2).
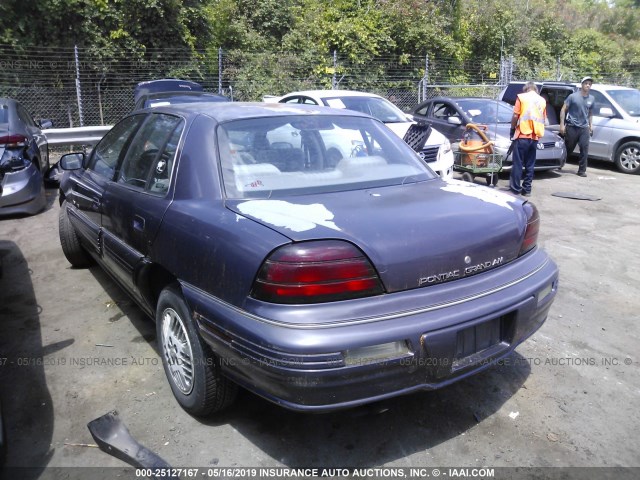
(226, 180, 527, 293)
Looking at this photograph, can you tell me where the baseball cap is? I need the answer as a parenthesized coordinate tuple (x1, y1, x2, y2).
(581, 76, 593, 84)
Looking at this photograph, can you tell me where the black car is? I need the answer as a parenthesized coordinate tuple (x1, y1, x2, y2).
(412, 97, 567, 172)
(0, 98, 52, 216)
(57, 102, 558, 416)
(134, 78, 230, 110)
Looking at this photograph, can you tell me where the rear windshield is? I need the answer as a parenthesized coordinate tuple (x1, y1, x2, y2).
(0, 105, 8, 125)
(218, 115, 433, 199)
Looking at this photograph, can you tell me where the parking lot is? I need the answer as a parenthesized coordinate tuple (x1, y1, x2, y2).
(1, 159, 639, 479)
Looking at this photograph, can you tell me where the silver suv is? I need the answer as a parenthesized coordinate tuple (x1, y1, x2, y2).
(499, 82, 640, 174)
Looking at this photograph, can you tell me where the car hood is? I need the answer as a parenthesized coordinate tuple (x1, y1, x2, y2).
(226, 179, 528, 293)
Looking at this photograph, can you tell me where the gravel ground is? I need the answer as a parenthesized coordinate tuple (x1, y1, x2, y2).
(0, 158, 638, 480)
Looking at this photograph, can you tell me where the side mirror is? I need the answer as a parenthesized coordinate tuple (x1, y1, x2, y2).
(59, 153, 85, 170)
(448, 116, 462, 125)
(598, 107, 615, 118)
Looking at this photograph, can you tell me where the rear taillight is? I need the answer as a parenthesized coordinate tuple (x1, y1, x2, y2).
(519, 202, 540, 256)
(0, 134, 27, 147)
(252, 240, 384, 304)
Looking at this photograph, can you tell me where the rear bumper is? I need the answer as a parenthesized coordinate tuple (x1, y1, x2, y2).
(0, 163, 46, 216)
(182, 249, 559, 412)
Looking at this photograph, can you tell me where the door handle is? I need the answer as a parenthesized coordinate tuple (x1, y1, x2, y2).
(133, 215, 145, 232)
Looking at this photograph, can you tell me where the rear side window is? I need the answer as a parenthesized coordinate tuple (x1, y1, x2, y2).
(116, 113, 184, 195)
(89, 115, 144, 179)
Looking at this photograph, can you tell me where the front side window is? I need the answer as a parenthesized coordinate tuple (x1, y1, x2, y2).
(590, 90, 615, 117)
(218, 115, 433, 199)
(457, 100, 512, 124)
(605, 89, 640, 117)
(89, 115, 144, 179)
(432, 102, 457, 120)
(116, 113, 183, 194)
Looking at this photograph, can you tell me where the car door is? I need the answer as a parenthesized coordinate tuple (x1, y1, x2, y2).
(64, 115, 144, 257)
(100, 113, 184, 303)
(588, 89, 616, 160)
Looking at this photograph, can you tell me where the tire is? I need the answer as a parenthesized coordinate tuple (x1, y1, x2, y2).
(614, 141, 640, 174)
(461, 172, 474, 183)
(485, 173, 499, 187)
(58, 201, 94, 267)
(156, 286, 237, 416)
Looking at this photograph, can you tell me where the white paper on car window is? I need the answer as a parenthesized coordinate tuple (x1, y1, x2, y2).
(325, 99, 347, 109)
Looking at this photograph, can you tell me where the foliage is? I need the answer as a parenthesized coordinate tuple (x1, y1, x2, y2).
(1, 0, 639, 91)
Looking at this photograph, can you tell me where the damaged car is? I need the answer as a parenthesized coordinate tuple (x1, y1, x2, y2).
(0, 98, 52, 216)
(57, 102, 558, 415)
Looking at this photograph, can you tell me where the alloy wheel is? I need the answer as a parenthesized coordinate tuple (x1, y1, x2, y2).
(161, 307, 195, 395)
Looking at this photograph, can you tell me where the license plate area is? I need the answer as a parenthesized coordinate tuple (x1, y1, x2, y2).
(451, 314, 514, 371)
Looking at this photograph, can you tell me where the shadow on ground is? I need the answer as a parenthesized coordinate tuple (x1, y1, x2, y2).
(0, 240, 65, 479)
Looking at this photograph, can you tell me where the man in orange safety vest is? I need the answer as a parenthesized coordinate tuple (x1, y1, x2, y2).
(509, 81, 546, 197)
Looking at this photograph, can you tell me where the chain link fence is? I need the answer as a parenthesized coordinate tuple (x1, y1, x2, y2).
(2, 45, 639, 128)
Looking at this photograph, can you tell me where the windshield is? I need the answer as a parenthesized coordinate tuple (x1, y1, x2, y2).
(0, 102, 10, 126)
(456, 99, 514, 124)
(606, 88, 640, 117)
(320, 96, 408, 123)
(218, 115, 433, 199)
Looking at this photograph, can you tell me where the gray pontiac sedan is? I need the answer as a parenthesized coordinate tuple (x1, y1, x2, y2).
(58, 102, 558, 415)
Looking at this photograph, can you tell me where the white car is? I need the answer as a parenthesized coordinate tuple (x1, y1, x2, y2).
(264, 90, 454, 179)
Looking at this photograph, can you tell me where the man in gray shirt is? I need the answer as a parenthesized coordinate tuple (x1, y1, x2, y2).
(560, 76, 595, 177)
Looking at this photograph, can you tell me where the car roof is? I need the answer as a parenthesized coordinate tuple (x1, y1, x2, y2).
(510, 80, 636, 91)
(143, 92, 229, 104)
(593, 84, 638, 91)
(134, 78, 204, 104)
(144, 101, 373, 123)
(282, 90, 383, 99)
(416, 96, 509, 107)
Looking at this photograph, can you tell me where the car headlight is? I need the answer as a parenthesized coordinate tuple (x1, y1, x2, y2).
(555, 141, 563, 148)
(437, 138, 452, 159)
